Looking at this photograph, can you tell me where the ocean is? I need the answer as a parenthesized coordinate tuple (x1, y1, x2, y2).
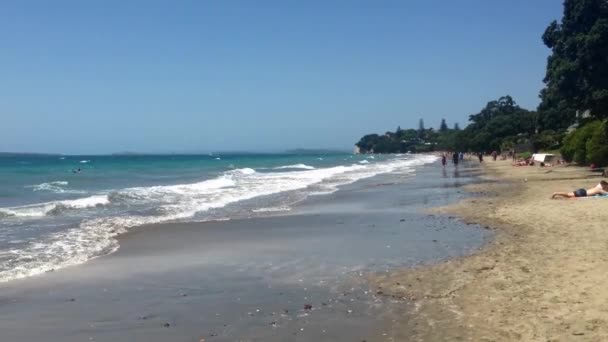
(0, 152, 437, 283)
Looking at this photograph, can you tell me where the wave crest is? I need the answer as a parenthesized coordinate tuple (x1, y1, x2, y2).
(0, 195, 110, 218)
(273, 164, 316, 170)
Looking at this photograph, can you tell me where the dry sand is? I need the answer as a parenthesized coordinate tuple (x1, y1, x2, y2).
(373, 160, 608, 341)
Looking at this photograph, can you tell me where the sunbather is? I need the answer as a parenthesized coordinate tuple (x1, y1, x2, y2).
(551, 180, 608, 199)
(512, 158, 534, 166)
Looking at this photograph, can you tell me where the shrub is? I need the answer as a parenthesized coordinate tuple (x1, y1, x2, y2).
(560, 132, 576, 162)
(560, 120, 607, 165)
(518, 151, 533, 160)
(586, 121, 608, 167)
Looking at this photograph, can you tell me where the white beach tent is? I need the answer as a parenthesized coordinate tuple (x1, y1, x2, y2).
(532, 153, 555, 163)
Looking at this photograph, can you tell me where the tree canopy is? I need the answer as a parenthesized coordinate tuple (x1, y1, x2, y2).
(439, 119, 448, 132)
(538, 0, 608, 130)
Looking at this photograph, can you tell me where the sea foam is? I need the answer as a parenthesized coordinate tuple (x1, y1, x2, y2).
(0, 154, 438, 282)
(273, 164, 316, 170)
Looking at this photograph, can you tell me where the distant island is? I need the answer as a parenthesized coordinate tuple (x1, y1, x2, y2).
(0, 152, 62, 157)
(286, 148, 350, 155)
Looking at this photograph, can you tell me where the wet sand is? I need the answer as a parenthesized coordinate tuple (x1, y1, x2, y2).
(373, 159, 608, 341)
(0, 162, 490, 342)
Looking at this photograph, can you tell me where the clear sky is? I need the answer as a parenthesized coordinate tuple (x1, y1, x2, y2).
(0, 0, 562, 154)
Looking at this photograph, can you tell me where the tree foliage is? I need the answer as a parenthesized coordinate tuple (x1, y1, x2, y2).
(586, 120, 608, 166)
(456, 96, 537, 152)
(439, 119, 448, 132)
(538, 0, 608, 130)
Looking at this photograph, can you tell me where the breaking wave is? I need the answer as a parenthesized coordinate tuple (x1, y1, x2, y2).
(273, 164, 316, 170)
(0, 154, 438, 282)
(25, 181, 85, 194)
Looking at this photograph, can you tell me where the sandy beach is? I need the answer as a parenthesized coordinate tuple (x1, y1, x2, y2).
(5, 158, 606, 341)
(374, 159, 608, 341)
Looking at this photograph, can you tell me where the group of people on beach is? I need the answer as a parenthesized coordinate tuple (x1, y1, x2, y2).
(440, 150, 608, 199)
(441, 152, 464, 167)
(441, 151, 487, 167)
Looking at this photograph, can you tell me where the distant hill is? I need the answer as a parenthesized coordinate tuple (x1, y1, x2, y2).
(0, 152, 62, 157)
(285, 148, 350, 154)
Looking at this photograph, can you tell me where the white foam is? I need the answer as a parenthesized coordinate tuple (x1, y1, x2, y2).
(359, 160, 370, 164)
(80, 160, 90, 163)
(274, 164, 316, 170)
(1, 195, 110, 218)
(0, 217, 123, 282)
(227, 167, 256, 175)
(252, 206, 292, 213)
(64, 195, 110, 208)
(0, 154, 439, 282)
(25, 181, 84, 194)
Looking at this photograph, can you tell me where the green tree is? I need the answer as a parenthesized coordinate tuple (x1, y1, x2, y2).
(586, 120, 608, 166)
(538, 0, 608, 130)
(417, 118, 426, 141)
(460, 96, 536, 152)
(454, 122, 460, 131)
(439, 118, 448, 132)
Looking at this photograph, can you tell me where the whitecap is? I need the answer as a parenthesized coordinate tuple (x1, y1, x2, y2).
(0, 153, 440, 282)
(273, 164, 316, 170)
(226, 168, 256, 175)
(0, 195, 110, 218)
(25, 181, 71, 193)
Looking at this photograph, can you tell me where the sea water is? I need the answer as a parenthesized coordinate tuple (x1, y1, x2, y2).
(0, 152, 437, 282)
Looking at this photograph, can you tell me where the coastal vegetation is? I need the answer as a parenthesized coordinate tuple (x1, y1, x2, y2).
(356, 0, 608, 166)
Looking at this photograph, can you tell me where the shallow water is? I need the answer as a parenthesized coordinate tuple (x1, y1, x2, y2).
(0, 153, 435, 282)
(0, 161, 491, 342)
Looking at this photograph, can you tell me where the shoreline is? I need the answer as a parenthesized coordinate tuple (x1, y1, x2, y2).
(372, 160, 608, 341)
(0, 161, 492, 342)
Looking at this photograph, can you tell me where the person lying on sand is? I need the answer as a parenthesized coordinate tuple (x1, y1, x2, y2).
(551, 180, 608, 199)
(512, 158, 534, 167)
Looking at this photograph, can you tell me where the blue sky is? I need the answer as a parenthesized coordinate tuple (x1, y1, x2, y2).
(0, 0, 562, 154)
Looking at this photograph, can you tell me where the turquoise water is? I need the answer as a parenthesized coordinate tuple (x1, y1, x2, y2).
(0, 152, 436, 282)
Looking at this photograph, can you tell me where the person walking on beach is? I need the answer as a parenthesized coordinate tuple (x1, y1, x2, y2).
(441, 153, 447, 167)
(478, 152, 483, 163)
(551, 180, 608, 199)
(452, 151, 459, 166)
